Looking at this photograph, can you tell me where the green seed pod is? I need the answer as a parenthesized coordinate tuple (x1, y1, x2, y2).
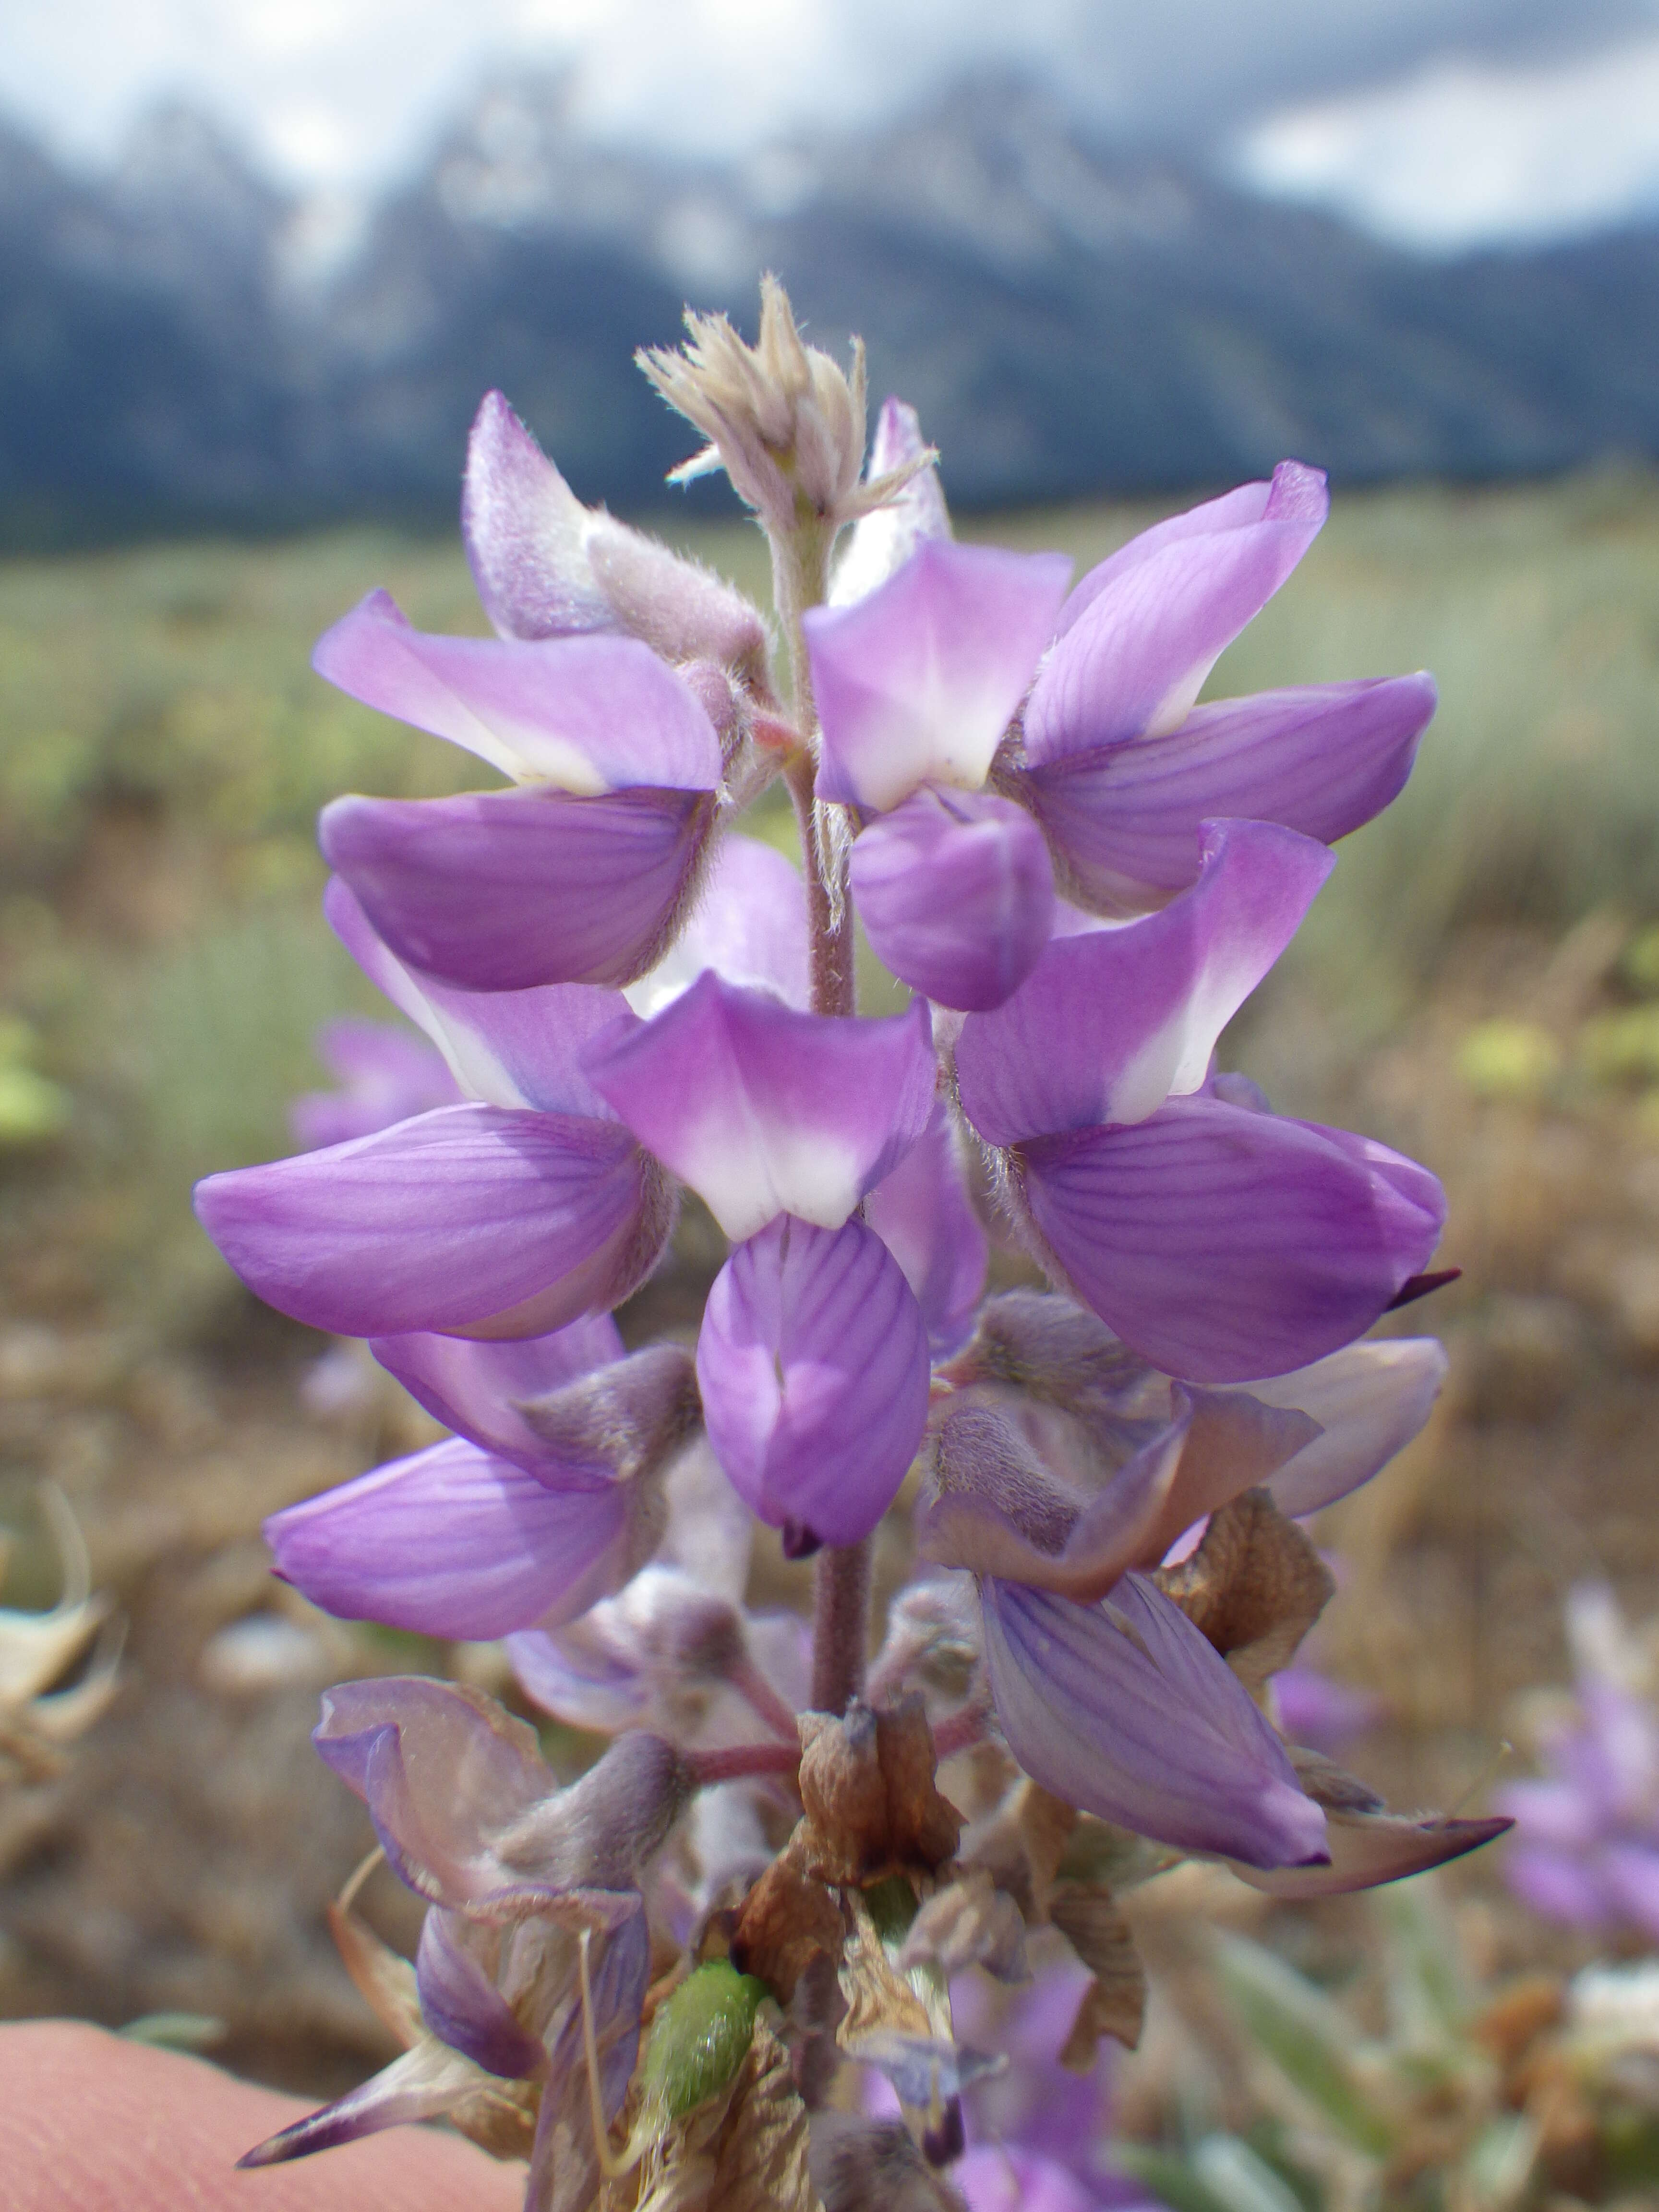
(639, 1959, 768, 2123)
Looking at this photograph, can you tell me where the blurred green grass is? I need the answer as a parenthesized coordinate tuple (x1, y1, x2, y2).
(1, 476, 1655, 1320)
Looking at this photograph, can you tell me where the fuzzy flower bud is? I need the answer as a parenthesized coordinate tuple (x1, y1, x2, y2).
(639, 276, 926, 544)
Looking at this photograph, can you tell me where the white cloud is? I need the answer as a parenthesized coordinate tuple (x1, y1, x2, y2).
(1237, 31, 1659, 251)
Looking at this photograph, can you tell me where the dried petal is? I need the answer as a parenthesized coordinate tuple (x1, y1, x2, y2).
(1154, 1487, 1336, 1692)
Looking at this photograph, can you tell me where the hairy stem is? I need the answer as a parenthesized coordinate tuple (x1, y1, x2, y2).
(810, 1537, 872, 1715)
(770, 502, 871, 1710)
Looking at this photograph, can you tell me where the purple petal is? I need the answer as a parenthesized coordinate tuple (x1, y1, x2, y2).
(956, 820, 1333, 1147)
(830, 396, 951, 606)
(314, 1676, 552, 1907)
(313, 591, 721, 792)
(697, 1214, 931, 1547)
(509, 1622, 651, 1733)
(1020, 675, 1437, 910)
(585, 973, 938, 1240)
(325, 876, 636, 1119)
(264, 1437, 633, 1640)
(1249, 1338, 1449, 1517)
(194, 1104, 669, 1339)
(462, 390, 619, 640)
(1230, 1810, 1511, 1898)
(320, 784, 717, 993)
(954, 2147, 1122, 2212)
(416, 1910, 546, 2078)
(290, 1017, 461, 1148)
(865, 1101, 988, 1359)
(369, 1317, 623, 1463)
(526, 1903, 650, 2212)
(1503, 1843, 1609, 1928)
(1271, 1667, 1384, 1754)
(1027, 461, 1328, 764)
(981, 1572, 1329, 1868)
(1017, 1095, 1445, 1382)
(809, 539, 1073, 812)
(238, 2040, 486, 2167)
(852, 788, 1055, 1011)
(626, 831, 810, 1017)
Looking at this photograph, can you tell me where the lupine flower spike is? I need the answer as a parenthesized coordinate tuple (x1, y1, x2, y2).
(198, 281, 1507, 2211)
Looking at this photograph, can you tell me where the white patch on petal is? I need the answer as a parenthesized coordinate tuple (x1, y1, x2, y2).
(678, 1104, 866, 1242)
(1105, 936, 1269, 1125)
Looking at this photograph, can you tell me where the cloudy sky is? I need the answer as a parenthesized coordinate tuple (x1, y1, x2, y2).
(8, 0, 1659, 250)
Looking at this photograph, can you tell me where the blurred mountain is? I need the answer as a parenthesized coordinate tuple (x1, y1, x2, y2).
(4, 72, 1659, 541)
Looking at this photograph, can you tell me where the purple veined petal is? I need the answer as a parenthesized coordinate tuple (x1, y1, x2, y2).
(314, 1677, 552, 1904)
(1247, 1337, 1449, 1518)
(462, 389, 620, 641)
(865, 1100, 988, 1360)
(416, 1910, 546, 2079)
(509, 1621, 651, 1734)
(1028, 460, 1328, 763)
(290, 1016, 461, 1149)
(1019, 674, 1437, 911)
(264, 1437, 633, 1641)
(1229, 1809, 1512, 1898)
(194, 1103, 670, 1340)
(830, 396, 951, 608)
(852, 787, 1056, 1012)
(809, 539, 1074, 813)
(1016, 1094, 1445, 1383)
(585, 973, 938, 1241)
(369, 1317, 623, 1464)
(955, 819, 1333, 1147)
(237, 2037, 490, 2167)
(313, 592, 722, 792)
(980, 1572, 1329, 1868)
(320, 783, 719, 993)
(1055, 465, 1327, 643)
(325, 876, 636, 1119)
(697, 1215, 931, 1548)
(626, 831, 811, 1018)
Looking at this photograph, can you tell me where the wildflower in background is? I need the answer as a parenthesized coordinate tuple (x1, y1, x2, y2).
(193, 281, 1506, 2209)
(1499, 1581, 1659, 1942)
(289, 1015, 460, 1148)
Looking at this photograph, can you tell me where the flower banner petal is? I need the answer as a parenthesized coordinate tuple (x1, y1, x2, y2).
(1018, 1095, 1445, 1382)
(697, 1214, 931, 1547)
(830, 395, 951, 606)
(462, 389, 619, 641)
(955, 819, 1332, 1146)
(809, 539, 1073, 811)
(264, 1437, 632, 1641)
(320, 784, 717, 993)
(195, 1104, 666, 1340)
(313, 592, 721, 792)
(1026, 461, 1328, 763)
(851, 787, 1055, 1011)
(980, 1572, 1329, 1868)
(1020, 674, 1436, 910)
(585, 973, 938, 1241)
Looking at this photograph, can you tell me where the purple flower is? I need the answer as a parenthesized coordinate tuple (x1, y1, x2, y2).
(289, 1017, 460, 1149)
(1498, 1584, 1659, 1942)
(953, 820, 1445, 1381)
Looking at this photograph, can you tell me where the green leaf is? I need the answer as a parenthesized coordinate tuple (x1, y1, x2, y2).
(640, 1960, 767, 2123)
(1214, 1934, 1395, 2158)
(1114, 2144, 1238, 2212)
(1375, 1881, 1468, 2044)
